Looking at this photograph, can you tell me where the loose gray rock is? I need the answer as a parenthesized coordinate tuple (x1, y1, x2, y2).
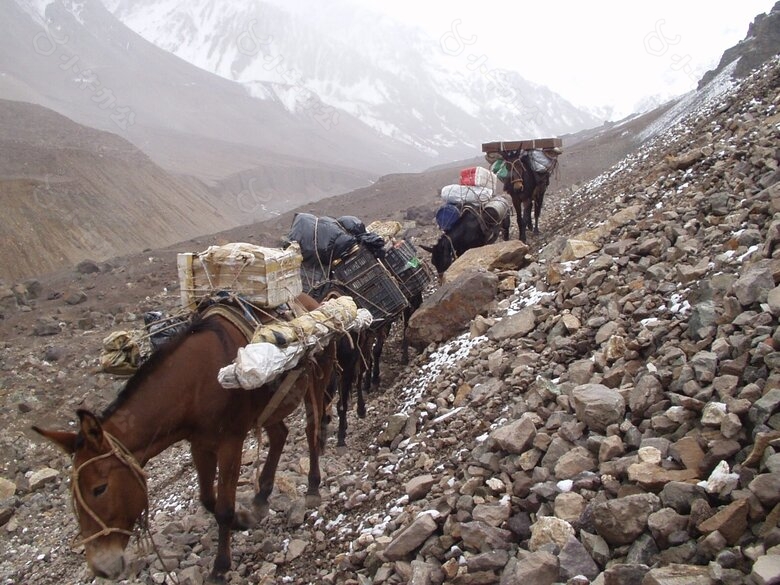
(591, 493, 661, 546)
(571, 384, 626, 433)
(732, 260, 775, 306)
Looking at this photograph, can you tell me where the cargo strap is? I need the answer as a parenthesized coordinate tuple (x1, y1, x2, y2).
(462, 204, 492, 235)
(249, 365, 307, 489)
(255, 368, 304, 428)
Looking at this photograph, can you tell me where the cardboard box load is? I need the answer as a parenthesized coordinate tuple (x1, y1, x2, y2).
(177, 242, 303, 310)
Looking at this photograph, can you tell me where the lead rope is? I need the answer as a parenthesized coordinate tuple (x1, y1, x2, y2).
(444, 233, 458, 262)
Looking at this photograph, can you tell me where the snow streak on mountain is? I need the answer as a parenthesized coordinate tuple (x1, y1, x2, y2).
(102, 0, 601, 155)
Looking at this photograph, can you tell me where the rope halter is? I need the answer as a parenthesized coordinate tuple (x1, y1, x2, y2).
(70, 431, 149, 547)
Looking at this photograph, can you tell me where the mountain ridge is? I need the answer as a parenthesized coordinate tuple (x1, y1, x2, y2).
(102, 0, 601, 156)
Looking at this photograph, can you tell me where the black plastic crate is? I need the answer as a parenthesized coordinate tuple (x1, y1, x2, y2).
(383, 240, 420, 275)
(382, 240, 433, 299)
(332, 245, 375, 282)
(333, 251, 407, 323)
(395, 266, 432, 299)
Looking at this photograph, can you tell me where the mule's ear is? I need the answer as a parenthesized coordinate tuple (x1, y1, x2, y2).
(419, 244, 434, 254)
(76, 409, 104, 449)
(32, 426, 78, 455)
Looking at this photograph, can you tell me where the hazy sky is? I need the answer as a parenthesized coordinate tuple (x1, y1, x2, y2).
(354, 1, 776, 118)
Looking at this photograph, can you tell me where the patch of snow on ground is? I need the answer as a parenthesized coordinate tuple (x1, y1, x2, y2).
(399, 333, 485, 413)
(638, 60, 739, 143)
(507, 286, 553, 315)
(739, 245, 761, 262)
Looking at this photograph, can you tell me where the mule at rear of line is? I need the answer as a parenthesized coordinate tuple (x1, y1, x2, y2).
(32, 241, 363, 582)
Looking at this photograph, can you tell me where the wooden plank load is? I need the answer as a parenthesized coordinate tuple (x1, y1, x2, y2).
(483, 137, 563, 181)
(177, 243, 303, 311)
(481, 137, 562, 153)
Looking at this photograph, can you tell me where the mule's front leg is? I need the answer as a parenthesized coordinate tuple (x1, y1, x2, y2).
(517, 213, 527, 243)
(336, 382, 349, 447)
(533, 188, 544, 235)
(211, 440, 244, 581)
(304, 385, 323, 508)
(501, 216, 510, 241)
(191, 447, 217, 513)
(401, 333, 410, 365)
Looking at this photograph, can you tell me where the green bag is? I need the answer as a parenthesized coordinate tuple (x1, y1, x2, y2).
(491, 160, 510, 181)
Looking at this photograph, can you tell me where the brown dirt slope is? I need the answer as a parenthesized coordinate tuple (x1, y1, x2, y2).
(0, 99, 237, 281)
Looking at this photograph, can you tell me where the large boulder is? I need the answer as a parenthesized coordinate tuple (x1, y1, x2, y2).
(407, 269, 498, 348)
(591, 493, 662, 546)
(442, 240, 529, 284)
(732, 259, 775, 307)
(487, 306, 536, 341)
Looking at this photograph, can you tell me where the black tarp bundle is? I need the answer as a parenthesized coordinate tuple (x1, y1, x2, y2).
(287, 213, 358, 268)
(286, 213, 392, 300)
(335, 216, 386, 258)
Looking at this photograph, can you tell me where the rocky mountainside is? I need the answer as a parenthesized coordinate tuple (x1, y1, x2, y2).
(0, 36, 778, 585)
(0, 84, 673, 284)
(698, 1, 780, 88)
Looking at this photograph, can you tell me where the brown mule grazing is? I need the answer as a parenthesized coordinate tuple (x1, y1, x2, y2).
(33, 294, 336, 582)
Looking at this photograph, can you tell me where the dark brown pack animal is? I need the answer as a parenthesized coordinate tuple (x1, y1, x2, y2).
(501, 153, 552, 243)
(322, 238, 429, 448)
(324, 290, 421, 447)
(422, 204, 511, 276)
(33, 295, 337, 582)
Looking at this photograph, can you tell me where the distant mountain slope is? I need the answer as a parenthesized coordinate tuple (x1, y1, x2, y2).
(0, 99, 237, 281)
(0, 0, 424, 184)
(103, 0, 601, 156)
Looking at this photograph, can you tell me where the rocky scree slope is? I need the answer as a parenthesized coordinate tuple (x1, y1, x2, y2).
(0, 59, 779, 585)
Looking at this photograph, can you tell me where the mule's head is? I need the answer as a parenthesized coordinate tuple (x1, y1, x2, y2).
(420, 236, 454, 278)
(33, 410, 148, 580)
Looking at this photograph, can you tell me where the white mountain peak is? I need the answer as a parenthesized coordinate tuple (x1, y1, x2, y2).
(101, 0, 599, 155)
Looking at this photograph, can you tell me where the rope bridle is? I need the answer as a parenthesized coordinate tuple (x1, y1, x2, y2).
(71, 431, 181, 583)
(444, 232, 458, 265)
(506, 157, 527, 193)
(70, 431, 148, 547)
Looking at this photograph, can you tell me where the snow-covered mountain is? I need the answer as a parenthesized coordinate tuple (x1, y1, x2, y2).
(0, 0, 422, 208)
(102, 0, 601, 155)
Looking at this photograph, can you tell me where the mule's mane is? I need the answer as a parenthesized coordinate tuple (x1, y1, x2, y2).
(100, 315, 232, 421)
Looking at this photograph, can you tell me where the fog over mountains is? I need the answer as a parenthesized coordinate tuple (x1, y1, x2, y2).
(103, 0, 601, 161)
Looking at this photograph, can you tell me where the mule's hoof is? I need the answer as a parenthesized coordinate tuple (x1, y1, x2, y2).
(357, 405, 366, 418)
(252, 498, 270, 519)
(233, 507, 258, 530)
(207, 565, 228, 584)
(305, 493, 322, 508)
